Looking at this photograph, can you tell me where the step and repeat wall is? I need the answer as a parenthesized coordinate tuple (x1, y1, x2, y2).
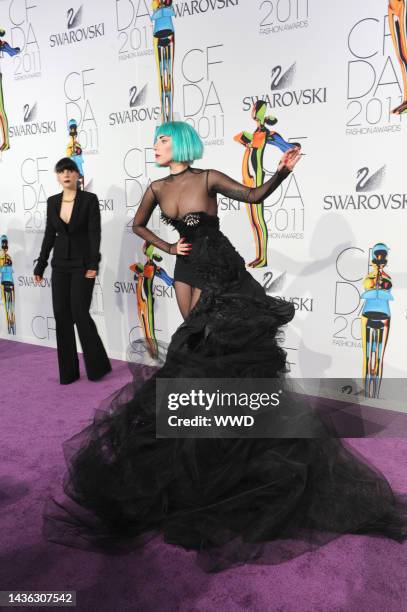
(0, 0, 406, 391)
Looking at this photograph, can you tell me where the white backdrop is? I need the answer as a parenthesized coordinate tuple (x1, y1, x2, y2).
(1, 0, 406, 386)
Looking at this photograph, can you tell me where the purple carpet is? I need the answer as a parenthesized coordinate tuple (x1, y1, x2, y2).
(1, 338, 406, 611)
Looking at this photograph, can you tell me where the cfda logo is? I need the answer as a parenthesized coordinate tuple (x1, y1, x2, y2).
(181, 44, 225, 145)
(64, 68, 99, 154)
(346, 5, 407, 135)
(8, 0, 41, 80)
(258, 0, 310, 36)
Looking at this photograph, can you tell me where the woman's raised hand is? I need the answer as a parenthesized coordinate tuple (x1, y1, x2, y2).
(278, 145, 302, 172)
(169, 237, 192, 256)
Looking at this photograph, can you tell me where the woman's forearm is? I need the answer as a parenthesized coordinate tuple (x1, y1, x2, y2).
(133, 225, 174, 254)
(246, 166, 292, 203)
(209, 165, 292, 205)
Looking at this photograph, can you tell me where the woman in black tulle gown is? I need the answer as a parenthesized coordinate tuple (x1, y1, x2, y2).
(42, 122, 407, 573)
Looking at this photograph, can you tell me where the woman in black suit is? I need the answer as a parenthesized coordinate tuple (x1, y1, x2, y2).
(33, 157, 111, 384)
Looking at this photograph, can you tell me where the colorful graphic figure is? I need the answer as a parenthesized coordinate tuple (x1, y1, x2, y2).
(66, 119, 84, 189)
(0, 28, 20, 152)
(361, 243, 393, 399)
(234, 101, 300, 268)
(130, 241, 173, 359)
(151, 0, 175, 123)
(388, 1, 407, 114)
(0, 234, 16, 334)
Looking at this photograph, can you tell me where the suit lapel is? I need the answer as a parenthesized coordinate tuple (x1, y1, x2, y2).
(55, 190, 81, 232)
(55, 192, 67, 232)
(68, 189, 81, 233)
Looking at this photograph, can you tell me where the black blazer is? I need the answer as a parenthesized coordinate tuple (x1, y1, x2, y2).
(33, 190, 102, 276)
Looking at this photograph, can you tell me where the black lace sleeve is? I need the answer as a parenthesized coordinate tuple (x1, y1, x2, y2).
(207, 166, 292, 203)
(132, 184, 173, 254)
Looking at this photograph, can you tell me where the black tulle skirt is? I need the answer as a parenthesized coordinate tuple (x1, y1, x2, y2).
(42, 221, 407, 573)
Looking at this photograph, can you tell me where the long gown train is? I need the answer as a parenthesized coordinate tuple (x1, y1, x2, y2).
(42, 210, 407, 573)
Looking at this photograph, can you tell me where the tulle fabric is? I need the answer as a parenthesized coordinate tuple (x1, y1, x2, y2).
(42, 214, 407, 573)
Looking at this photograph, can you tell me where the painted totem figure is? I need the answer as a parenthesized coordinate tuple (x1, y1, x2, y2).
(151, 0, 175, 123)
(0, 28, 20, 152)
(388, 1, 407, 114)
(0, 234, 16, 334)
(130, 242, 173, 359)
(361, 243, 393, 399)
(234, 101, 300, 268)
(66, 119, 85, 189)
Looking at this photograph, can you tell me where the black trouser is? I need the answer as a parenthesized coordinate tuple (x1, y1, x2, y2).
(51, 267, 111, 384)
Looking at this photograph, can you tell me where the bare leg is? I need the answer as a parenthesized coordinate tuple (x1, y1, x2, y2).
(190, 287, 202, 311)
(174, 282, 202, 319)
(174, 280, 193, 320)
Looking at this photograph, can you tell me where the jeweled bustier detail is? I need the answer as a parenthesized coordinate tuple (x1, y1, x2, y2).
(160, 211, 201, 227)
(181, 212, 201, 226)
(159, 210, 219, 230)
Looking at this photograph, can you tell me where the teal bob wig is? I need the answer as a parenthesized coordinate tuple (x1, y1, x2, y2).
(154, 121, 204, 165)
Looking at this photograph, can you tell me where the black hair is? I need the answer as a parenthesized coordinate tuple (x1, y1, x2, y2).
(54, 157, 80, 173)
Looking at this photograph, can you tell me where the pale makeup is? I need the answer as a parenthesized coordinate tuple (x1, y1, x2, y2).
(57, 169, 78, 224)
(153, 135, 189, 175)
